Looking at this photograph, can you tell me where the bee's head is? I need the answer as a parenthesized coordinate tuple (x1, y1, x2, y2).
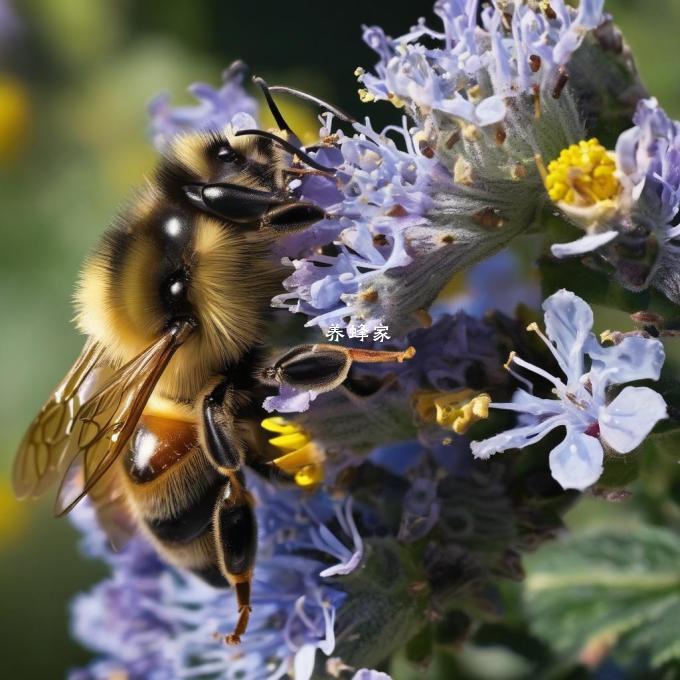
(156, 129, 289, 206)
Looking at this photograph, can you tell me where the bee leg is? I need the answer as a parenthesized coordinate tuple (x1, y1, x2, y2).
(201, 379, 244, 472)
(225, 580, 252, 645)
(213, 479, 257, 645)
(247, 458, 295, 483)
(261, 343, 416, 394)
(183, 183, 283, 224)
(262, 201, 326, 233)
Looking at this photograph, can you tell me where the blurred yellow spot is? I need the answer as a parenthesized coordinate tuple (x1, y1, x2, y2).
(261, 417, 325, 487)
(435, 266, 468, 304)
(0, 74, 30, 163)
(413, 388, 491, 434)
(0, 475, 27, 548)
(545, 138, 619, 206)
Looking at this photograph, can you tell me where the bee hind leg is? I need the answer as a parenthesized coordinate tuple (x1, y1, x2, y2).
(224, 580, 252, 645)
(213, 478, 257, 645)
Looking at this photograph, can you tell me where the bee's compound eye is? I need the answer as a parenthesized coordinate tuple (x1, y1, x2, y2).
(216, 144, 239, 163)
(167, 271, 187, 297)
(160, 269, 192, 320)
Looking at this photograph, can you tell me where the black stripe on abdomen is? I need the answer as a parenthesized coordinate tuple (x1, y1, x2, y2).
(144, 474, 222, 545)
(191, 563, 230, 589)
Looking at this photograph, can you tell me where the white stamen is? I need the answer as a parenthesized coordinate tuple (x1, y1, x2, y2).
(510, 353, 566, 392)
(526, 321, 567, 373)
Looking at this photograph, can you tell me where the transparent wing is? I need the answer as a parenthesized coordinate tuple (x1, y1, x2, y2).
(54, 323, 192, 517)
(12, 340, 108, 500)
(90, 464, 137, 551)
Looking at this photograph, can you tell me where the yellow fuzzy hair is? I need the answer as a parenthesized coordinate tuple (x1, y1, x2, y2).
(75, 209, 283, 401)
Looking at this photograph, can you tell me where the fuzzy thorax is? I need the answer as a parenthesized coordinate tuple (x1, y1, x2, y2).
(75, 213, 282, 401)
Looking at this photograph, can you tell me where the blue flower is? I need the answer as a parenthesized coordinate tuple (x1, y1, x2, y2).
(471, 290, 667, 490)
(69, 475, 363, 680)
(0, 0, 20, 45)
(148, 61, 258, 151)
(310, 498, 364, 577)
(273, 117, 442, 333)
(616, 98, 680, 223)
(614, 98, 680, 300)
(275, 1, 613, 334)
(358, 0, 604, 127)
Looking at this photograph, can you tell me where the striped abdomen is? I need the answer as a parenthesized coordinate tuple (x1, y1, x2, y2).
(121, 413, 231, 587)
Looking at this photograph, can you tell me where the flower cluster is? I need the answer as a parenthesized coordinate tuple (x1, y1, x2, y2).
(273, 0, 643, 334)
(148, 61, 258, 152)
(550, 98, 680, 304)
(357, 0, 604, 125)
(69, 1, 678, 678)
(69, 477, 357, 680)
(70, 302, 580, 678)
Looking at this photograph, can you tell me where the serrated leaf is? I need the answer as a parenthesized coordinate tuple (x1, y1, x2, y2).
(524, 527, 680, 670)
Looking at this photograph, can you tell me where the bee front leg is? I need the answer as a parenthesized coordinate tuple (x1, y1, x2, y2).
(260, 343, 416, 394)
(261, 200, 326, 233)
(183, 183, 283, 224)
(213, 478, 257, 646)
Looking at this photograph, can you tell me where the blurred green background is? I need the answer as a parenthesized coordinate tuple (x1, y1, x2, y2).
(0, 1, 679, 678)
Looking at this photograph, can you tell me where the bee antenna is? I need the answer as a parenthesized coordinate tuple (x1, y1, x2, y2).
(253, 76, 293, 133)
(268, 85, 357, 124)
(223, 60, 249, 82)
(234, 129, 336, 174)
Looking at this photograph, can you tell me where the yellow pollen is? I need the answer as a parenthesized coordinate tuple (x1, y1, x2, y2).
(261, 417, 325, 487)
(545, 138, 620, 207)
(358, 88, 375, 103)
(599, 329, 617, 344)
(413, 388, 491, 435)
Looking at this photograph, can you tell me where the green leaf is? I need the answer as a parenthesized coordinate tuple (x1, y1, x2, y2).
(524, 526, 680, 670)
(598, 449, 640, 488)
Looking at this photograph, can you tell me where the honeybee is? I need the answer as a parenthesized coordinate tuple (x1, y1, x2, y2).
(12, 71, 413, 645)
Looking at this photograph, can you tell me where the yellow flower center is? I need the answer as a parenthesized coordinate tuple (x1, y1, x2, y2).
(261, 417, 325, 487)
(545, 138, 620, 207)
